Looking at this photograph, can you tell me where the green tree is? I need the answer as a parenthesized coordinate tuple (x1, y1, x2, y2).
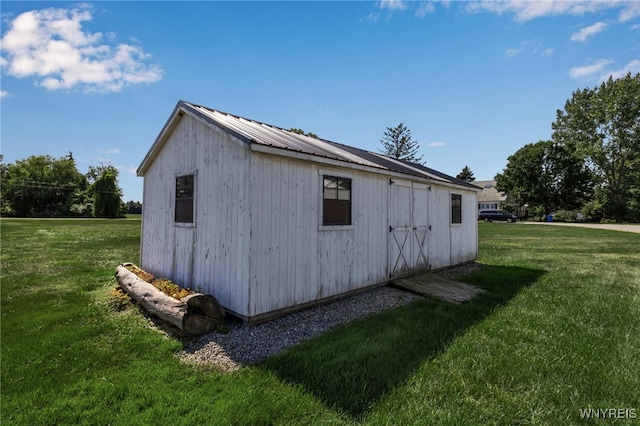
(0, 154, 86, 217)
(552, 73, 640, 221)
(289, 128, 318, 139)
(89, 164, 126, 218)
(456, 165, 475, 182)
(126, 200, 143, 214)
(379, 123, 423, 164)
(495, 140, 593, 217)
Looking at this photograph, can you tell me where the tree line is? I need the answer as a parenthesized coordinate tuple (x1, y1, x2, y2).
(495, 73, 639, 223)
(377, 74, 639, 222)
(0, 153, 136, 218)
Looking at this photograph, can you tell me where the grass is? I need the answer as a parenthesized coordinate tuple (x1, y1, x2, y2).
(1, 219, 639, 425)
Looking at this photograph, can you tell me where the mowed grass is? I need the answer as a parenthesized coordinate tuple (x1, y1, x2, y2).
(1, 219, 638, 425)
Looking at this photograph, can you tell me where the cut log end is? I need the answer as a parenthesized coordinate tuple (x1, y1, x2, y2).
(115, 264, 225, 335)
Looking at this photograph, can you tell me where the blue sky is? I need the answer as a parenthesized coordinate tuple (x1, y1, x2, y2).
(2, 1, 639, 202)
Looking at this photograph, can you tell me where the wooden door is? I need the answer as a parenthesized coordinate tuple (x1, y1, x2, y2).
(388, 179, 430, 279)
(388, 179, 413, 279)
(412, 183, 430, 272)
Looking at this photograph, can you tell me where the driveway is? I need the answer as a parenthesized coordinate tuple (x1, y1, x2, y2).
(521, 222, 640, 234)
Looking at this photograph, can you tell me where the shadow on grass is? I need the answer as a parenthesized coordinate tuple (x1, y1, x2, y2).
(261, 265, 546, 420)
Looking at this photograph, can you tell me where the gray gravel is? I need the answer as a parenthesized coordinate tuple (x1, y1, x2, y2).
(178, 285, 422, 371)
(178, 263, 481, 371)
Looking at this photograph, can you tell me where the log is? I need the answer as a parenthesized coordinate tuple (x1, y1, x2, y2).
(115, 264, 225, 335)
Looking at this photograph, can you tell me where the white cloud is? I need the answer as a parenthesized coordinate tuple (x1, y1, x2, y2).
(618, 2, 640, 22)
(569, 59, 614, 79)
(505, 40, 553, 58)
(427, 141, 446, 148)
(360, 12, 380, 23)
(379, 0, 407, 11)
(0, 90, 11, 98)
(571, 59, 640, 82)
(603, 59, 640, 81)
(415, 2, 436, 19)
(505, 47, 524, 58)
(0, 5, 163, 93)
(466, 1, 634, 23)
(571, 22, 608, 42)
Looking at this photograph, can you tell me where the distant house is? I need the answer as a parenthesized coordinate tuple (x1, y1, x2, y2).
(476, 180, 528, 218)
(137, 101, 480, 323)
(476, 180, 508, 211)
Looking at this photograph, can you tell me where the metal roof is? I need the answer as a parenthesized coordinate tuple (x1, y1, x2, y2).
(140, 100, 479, 190)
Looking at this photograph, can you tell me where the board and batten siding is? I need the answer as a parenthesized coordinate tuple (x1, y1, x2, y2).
(450, 191, 478, 265)
(140, 114, 251, 316)
(247, 153, 389, 318)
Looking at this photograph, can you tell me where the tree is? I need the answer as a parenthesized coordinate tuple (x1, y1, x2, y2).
(379, 123, 423, 164)
(90, 165, 126, 218)
(289, 128, 318, 139)
(552, 72, 640, 222)
(495, 140, 593, 217)
(126, 200, 143, 214)
(0, 154, 86, 217)
(456, 165, 475, 182)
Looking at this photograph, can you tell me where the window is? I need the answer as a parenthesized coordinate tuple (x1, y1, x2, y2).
(323, 176, 351, 225)
(175, 175, 194, 223)
(479, 203, 498, 210)
(451, 194, 462, 224)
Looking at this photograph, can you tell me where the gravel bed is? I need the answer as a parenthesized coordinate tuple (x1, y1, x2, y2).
(178, 263, 481, 372)
(178, 286, 421, 371)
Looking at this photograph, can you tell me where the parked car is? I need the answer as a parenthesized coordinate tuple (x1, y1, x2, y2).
(478, 210, 518, 223)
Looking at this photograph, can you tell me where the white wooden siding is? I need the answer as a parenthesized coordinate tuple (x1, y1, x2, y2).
(141, 112, 478, 320)
(248, 153, 388, 317)
(427, 186, 452, 270)
(141, 116, 250, 316)
(450, 191, 478, 265)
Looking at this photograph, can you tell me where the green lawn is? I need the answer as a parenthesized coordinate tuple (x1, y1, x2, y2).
(1, 219, 638, 425)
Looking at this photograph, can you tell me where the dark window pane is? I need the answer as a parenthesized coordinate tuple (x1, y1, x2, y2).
(322, 175, 352, 225)
(175, 198, 194, 223)
(323, 200, 351, 225)
(175, 174, 194, 223)
(451, 194, 462, 224)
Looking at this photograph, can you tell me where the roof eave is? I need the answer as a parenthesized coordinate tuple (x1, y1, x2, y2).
(137, 101, 186, 176)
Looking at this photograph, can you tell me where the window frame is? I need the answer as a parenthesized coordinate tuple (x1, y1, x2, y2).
(451, 193, 462, 225)
(174, 172, 196, 226)
(319, 172, 354, 229)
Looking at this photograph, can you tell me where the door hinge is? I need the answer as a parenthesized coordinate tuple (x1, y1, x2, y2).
(428, 225, 432, 231)
(389, 225, 394, 232)
(389, 178, 394, 186)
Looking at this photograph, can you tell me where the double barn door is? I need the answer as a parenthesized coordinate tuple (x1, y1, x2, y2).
(388, 179, 431, 279)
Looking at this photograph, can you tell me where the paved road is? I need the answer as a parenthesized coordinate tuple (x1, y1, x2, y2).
(521, 222, 640, 234)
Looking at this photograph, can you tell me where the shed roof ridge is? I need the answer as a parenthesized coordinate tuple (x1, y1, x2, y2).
(173, 100, 478, 190)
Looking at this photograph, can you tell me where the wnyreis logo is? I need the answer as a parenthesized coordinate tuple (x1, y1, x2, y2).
(579, 408, 637, 419)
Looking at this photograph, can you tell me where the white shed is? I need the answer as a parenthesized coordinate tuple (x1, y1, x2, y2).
(137, 101, 480, 323)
